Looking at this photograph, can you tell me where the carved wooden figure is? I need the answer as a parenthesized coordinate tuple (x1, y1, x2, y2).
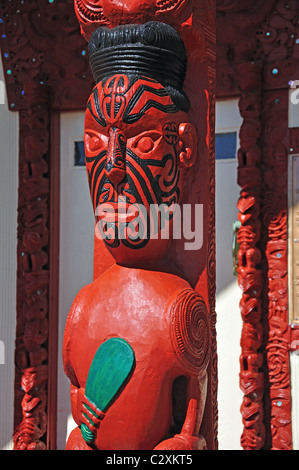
(63, 21, 211, 450)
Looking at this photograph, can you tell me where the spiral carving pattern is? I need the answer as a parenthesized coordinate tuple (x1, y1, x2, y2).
(169, 289, 211, 375)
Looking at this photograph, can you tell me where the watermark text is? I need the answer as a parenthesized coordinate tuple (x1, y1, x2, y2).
(0, 80, 5, 105)
(95, 202, 203, 251)
(290, 80, 299, 105)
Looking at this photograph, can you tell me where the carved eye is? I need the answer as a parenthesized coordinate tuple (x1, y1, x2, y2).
(133, 132, 162, 154)
(85, 131, 107, 155)
(89, 136, 101, 151)
(137, 136, 154, 153)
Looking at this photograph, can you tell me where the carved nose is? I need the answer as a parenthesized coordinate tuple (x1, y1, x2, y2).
(105, 127, 127, 186)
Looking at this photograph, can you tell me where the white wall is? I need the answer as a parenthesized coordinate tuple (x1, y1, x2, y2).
(215, 99, 243, 450)
(0, 54, 19, 450)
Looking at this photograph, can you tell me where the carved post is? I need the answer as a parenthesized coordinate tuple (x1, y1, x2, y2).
(13, 83, 51, 450)
(63, 0, 217, 450)
(216, 0, 296, 450)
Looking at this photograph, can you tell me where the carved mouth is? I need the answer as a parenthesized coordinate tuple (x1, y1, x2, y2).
(74, 0, 108, 23)
(97, 203, 139, 223)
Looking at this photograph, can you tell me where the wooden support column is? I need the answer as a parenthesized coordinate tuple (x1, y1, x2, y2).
(217, 0, 299, 450)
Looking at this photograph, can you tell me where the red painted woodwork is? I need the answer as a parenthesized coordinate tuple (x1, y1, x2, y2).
(74, 1, 217, 450)
(0, 2, 93, 112)
(64, 265, 210, 449)
(12, 83, 51, 451)
(0, 0, 215, 451)
(4, 0, 297, 452)
(63, 9, 217, 449)
(217, 0, 299, 450)
(0, 1, 93, 450)
(74, 0, 191, 41)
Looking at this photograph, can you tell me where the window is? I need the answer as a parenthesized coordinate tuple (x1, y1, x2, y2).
(74, 141, 85, 167)
(215, 132, 237, 160)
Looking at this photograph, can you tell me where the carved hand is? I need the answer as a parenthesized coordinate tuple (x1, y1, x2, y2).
(153, 398, 207, 450)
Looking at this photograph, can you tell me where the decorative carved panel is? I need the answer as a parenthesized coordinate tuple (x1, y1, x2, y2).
(0, 0, 93, 111)
(4, 0, 297, 451)
(0, 0, 217, 451)
(216, 0, 299, 450)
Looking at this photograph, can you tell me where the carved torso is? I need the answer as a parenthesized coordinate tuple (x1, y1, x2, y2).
(63, 263, 209, 449)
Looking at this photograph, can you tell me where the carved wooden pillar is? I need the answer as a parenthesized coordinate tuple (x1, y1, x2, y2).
(237, 64, 265, 450)
(217, 0, 299, 450)
(261, 88, 291, 450)
(13, 83, 51, 450)
(63, 0, 217, 450)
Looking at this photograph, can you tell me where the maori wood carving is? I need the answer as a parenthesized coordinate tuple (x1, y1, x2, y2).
(13, 83, 51, 450)
(1, 0, 296, 451)
(0, 0, 93, 450)
(63, 1, 217, 450)
(217, 0, 299, 450)
(0, 0, 216, 450)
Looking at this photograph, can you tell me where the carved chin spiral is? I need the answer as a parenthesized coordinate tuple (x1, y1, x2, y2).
(156, 0, 188, 14)
(169, 289, 211, 374)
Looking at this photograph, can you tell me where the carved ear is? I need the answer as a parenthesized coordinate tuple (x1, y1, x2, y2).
(178, 123, 197, 169)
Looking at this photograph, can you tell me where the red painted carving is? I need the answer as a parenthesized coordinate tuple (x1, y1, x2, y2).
(64, 4, 217, 449)
(64, 267, 211, 449)
(74, 0, 190, 40)
(237, 76, 265, 450)
(217, 0, 297, 450)
(261, 89, 291, 450)
(0, 1, 92, 112)
(76, 0, 217, 450)
(0, 0, 216, 450)
(12, 83, 51, 451)
(0, 0, 92, 450)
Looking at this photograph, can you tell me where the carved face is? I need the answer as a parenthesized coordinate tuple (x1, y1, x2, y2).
(84, 74, 196, 265)
(74, 0, 189, 40)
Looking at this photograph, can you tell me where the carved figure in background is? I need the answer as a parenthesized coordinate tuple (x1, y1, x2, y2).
(63, 22, 210, 450)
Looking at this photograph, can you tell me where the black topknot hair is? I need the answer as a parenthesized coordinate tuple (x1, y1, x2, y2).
(88, 21, 190, 112)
